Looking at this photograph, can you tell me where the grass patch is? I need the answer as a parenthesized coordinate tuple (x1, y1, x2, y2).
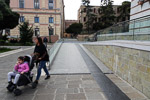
(0, 47, 14, 53)
(0, 43, 34, 46)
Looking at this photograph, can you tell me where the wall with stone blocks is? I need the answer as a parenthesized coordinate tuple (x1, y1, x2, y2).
(84, 44, 150, 98)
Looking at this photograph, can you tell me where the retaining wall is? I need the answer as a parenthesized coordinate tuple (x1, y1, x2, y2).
(84, 44, 150, 98)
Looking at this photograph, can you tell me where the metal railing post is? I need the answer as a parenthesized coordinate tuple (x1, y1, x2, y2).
(133, 19, 135, 41)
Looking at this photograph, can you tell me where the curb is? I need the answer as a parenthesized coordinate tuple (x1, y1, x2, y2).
(0, 46, 34, 58)
(48, 41, 63, 70)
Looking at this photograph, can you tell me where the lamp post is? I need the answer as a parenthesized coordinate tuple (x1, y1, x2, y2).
(48, 25, 52, 43)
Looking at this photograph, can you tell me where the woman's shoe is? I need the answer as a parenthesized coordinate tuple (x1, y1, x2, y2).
(45, 75, 50, 80)
(34, 80, 38, 84)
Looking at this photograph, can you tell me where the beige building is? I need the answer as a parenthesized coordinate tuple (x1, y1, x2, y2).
(63, 20, 78, 38)
(78, 5, 120, 29)
(65, 20, 78, 30)
(10, 0, 65, 42)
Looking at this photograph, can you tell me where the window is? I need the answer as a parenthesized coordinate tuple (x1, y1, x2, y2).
(35, 28, 40, 36)
(34, 17, 39, 23)
(84, 17, 86, 22)
(5, 29, 10, 36)
(49, 0, 53, 9)
(19, 0, 24, 8)
(94, 8, 96, 13)
(95, 18, 97, 22)
(98, 18, 101, 22)
(117, 8, 120, 13)
(49, 0, 53, 3)
(49, 17, 54, 23)
(20, 16, 24, 22)
(84, 8, 86, 12)
(34, 0, 39, 9)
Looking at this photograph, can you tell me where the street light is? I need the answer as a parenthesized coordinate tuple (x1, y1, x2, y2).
(47, 24, 52, 70)
(48, 25, 52, 43)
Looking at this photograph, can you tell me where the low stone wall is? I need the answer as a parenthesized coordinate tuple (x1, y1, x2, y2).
(84, 44, 150, 98)
(77, 35, 89, 41)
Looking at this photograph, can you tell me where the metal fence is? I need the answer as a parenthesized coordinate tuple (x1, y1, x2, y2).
(96, 15, 150, 41)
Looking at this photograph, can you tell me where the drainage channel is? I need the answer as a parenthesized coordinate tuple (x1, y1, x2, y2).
(76, 44, 130, 100)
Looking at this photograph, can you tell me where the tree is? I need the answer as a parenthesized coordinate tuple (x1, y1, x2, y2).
(82, 0, 91, 34)
(66, 23, 83, 37)
(84, 9, 97, 33)
(117, 1, 131, 21)
(93, 22, 103, 31)
(101, 0, 110, 5)
(5, 0, 10, 7)
(82, 0, 90, 7)
(98, 0, 116, 29)
(82, 0, 98, 34)
(0, 0, 20, 37)
(19, 21, 34, 44)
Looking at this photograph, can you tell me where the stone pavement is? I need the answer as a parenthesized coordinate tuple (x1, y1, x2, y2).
(1, 75, 107, 100)
(0, 41, 149, 100)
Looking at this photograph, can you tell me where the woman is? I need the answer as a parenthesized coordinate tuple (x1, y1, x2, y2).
(33, 37, 50, 84)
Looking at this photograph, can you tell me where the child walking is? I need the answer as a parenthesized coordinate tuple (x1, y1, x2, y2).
(7, 56, 29, 89)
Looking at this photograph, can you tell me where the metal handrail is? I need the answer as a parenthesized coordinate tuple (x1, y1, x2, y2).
(96, 15, 150, 37)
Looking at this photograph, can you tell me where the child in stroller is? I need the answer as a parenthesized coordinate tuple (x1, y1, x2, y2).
(6, 55, 35, 96)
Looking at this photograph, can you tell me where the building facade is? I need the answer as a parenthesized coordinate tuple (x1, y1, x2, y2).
(78, 5, 121, 29)
(130, 0, 150, 20)
(63, 20, 78, 38)
(129, 0, 150, 35)
(10, 0, 65, 42)
(65, 20, 78, 30)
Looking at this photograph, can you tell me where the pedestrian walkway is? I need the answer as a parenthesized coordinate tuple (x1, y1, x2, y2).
(48, 40, 148, 100)
(0, 41, 148, 100)
(49, 43, 90, 74)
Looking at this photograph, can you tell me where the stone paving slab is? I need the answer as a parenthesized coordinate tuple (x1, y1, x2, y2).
(1, 75, 107, 100)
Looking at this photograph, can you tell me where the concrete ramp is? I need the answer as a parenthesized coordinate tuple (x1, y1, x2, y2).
(50, 43, 90, 74)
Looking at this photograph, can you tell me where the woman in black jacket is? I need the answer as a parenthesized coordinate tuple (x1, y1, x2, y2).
(33, 37, 50, 84)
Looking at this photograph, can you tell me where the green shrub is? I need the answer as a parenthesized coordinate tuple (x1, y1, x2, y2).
(0, 47, 14, 53)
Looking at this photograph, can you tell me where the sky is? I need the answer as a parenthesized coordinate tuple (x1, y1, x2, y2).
(64, 0, 131, 20)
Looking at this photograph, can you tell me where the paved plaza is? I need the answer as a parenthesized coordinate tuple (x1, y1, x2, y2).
(0, 41, 149, 100)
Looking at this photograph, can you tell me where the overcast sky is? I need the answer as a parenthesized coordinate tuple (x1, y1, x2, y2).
(64, 0, 131, 20)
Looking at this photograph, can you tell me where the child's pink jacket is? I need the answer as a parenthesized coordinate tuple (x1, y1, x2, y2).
(14, 62, 29, 73)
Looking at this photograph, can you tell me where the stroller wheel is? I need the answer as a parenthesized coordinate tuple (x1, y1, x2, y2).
(6, 86, 13, 92)
(7, 84, 16, 92)
(31, 82, 37, 89)
(14, 89, 22, 96)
